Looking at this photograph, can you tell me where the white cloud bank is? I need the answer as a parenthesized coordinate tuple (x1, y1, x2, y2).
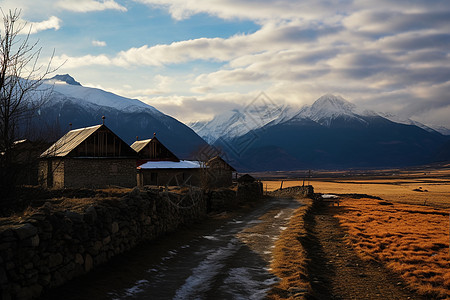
(56, 0, 127, 12)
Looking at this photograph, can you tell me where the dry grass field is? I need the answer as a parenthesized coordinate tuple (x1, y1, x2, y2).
(262, 167, 450, 299)
(268, 198, 311, 299)
(337, 196, 449, 298)
(262, 167, 450, 209)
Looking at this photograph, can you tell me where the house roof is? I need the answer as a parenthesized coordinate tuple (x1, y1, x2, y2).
(138, 160, 202, 169)
(207, 155, 236, 171)
(41, 125, 103, 158)
(237, 174, 255, 183)
(130, 139, 151, 153)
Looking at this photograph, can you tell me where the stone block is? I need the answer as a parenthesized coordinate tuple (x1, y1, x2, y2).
(14, 224, 38, 240)
(75, 253, 84, 265)
(84, 254, 93, 272)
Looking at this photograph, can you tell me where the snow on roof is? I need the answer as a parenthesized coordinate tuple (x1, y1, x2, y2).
(138, 160, 202, 169)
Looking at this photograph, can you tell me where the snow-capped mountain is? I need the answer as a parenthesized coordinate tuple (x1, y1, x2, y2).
(44, 75, 161, 114)
(378, 112, 439, 134)
(32, 74, 207, 159)
(189, 103, 296, 144)
(194, 94, 449, 171)
(292, 94, 378, 126)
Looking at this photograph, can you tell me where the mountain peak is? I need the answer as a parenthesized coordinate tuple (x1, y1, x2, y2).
(50, 74, 82, 86)
(312, 94, 356, 113)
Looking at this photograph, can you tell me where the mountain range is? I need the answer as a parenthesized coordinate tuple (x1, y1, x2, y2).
(32, 74, 207, 159)
(27, 75, 450, 171)
(191, 94, 450, 171)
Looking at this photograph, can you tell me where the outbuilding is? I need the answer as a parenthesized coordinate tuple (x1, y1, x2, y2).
(39, 123, 137, 189)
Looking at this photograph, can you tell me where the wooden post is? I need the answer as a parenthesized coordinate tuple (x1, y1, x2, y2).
(280, 180, 283, 190)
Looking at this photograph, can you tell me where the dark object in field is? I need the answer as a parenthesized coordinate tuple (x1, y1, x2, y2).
(378, 201, 393, 205)
(338, 193, 382, 200)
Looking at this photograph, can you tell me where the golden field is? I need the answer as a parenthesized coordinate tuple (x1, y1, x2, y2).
(261, 167, 450, 298)
(262, 167, 450, 208)
(337, 196, 449, 298)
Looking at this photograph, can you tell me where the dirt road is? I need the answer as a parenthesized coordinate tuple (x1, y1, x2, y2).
(304, 202, 423, 300)
(42, 197, 302, 299)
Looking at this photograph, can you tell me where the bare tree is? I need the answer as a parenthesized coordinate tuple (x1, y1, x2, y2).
(0, 9, 55, 199)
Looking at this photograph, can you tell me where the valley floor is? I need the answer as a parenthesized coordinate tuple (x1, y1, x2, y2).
(264, 168, 450, 299)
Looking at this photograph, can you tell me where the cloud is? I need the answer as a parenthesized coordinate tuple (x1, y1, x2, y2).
(20, 16, 62, 34)
(133, 0, 353, 22)
(92, 40, 107, 47)
(140, 93, 252, 122)
(56, 0, 127, 12)
(47, 0, 450, 128)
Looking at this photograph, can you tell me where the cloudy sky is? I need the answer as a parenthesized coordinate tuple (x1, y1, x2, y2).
(2, 0, 450, 128)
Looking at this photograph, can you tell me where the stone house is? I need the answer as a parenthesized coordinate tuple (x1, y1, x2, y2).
(136, 160, 204, 187)
(39, 124, 137, 189)
(132, 135, 235, 188)
(132, 135, 203, 187)
(206, 156, 236, 188)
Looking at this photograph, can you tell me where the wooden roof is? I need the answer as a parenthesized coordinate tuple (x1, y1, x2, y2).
(130, 139, 151, 153)
(40, 124, 136, 158)
(130, 136, 179, 162)
(207, 156, 236, 171)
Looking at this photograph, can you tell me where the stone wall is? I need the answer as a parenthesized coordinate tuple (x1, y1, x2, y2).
(207, 182, 264, 212)
(269, 185, 314, 198)
(0, 188, 206, 300)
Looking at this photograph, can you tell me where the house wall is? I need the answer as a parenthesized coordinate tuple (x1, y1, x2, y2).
(64, 158, 136, 189)
(207, 157, 234, 188)
(207, 169, 232, 188)
(139, 169, 203, 187)
(38, 159, 65, 189)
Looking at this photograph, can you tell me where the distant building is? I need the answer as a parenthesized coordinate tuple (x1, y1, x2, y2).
(206, 156, 236, 188)
(137, 160, 203, 187)
(237, 174, 256, 184)
(133, 135, 235, 188)
(39, 124, 137, 189)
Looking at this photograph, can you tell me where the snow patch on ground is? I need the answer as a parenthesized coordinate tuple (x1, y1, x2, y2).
(274, 211, 283, 219)
(173, 239, 242, 299)
(223, 267, 276, 300)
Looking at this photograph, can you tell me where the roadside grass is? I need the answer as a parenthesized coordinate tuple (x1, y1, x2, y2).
(268, 198, 311, 299)
(336, 197, 450, 299)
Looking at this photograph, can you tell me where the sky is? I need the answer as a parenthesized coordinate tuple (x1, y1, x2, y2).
(1, 0, 450, 129)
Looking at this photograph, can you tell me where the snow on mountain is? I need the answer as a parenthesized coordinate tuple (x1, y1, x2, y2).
(430, 126, 450, 136)
(378, 112, 440, 134)
(290, 94, 378, 126)
(190, 94, 381, 142)
(44, 75, 162, 115)
(189, 104, 296, 144)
